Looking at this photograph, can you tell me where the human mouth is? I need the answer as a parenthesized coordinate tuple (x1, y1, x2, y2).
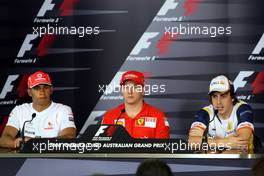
(216, 107, 224, 112)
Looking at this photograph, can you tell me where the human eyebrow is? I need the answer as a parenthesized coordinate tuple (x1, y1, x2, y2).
(32, 85, 41, 90)
(212, 94, 218, 98)
(221, 92, 228, 97)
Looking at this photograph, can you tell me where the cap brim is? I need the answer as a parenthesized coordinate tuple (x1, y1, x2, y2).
(30, 82, 52, 88)
(120, 79, 143, 85)
(208, 90, 229, 95)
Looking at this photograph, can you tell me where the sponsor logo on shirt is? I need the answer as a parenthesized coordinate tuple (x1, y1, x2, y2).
(116, 121, 123, 126)
(68, 113, 74, 121)
(226, 130, 235, 136)
(136, 118, 145, 126)
(227, 121, 234, 131)
(44, 121, 54, 130)
(24, 123, 35, 138)
(68, 116, 74, 122)
(135, 117, 157, 128)
(25, 130, 35, 135)
(115, 118, 125, 126)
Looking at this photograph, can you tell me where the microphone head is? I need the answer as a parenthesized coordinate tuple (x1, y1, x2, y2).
(32, 113, 36, 118)
(214, 109, 218, 115)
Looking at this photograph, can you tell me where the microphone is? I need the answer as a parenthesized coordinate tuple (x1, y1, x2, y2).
(209, 109, 218, 124)
(202, 109, 218, 151)
(20, 113, 36, 150)
(214, 109, 222, 124)
(115, 109, 125, 125)
(214, 109, 218, 116)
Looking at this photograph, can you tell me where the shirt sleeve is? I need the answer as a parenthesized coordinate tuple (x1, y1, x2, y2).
(59, 105, 76, 131)
(155, 111, 170, 139)
(6, 106, 20, 131)
(237, 104, 254, 131)
(190, 109, 209, 130)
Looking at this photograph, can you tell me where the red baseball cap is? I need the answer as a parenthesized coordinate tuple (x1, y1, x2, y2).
(27, 71, 52, 89)
(120, 70, 144, 85)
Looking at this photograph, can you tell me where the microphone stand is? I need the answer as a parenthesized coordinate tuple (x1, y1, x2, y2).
(115, 109, 125, 125)
(19, 113, 36, 151)
(202, 109, 218, 153)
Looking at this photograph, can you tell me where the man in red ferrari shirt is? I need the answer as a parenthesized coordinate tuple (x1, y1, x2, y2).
(101, 70, 170, 139)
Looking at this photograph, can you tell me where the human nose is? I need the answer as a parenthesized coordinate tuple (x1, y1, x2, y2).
(38, 86, 46, 92)
(216, 96, 221, 104)
(127, 86, 133, 94)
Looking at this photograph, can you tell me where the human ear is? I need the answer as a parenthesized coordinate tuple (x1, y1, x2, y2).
(27, 89, 31, 97)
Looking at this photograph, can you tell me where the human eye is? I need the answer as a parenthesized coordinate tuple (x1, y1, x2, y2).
(221, 93, 228, 98)
(33, 86, 40, 90)
(44, 85, 50, 89)
(212, 94, 217, 99)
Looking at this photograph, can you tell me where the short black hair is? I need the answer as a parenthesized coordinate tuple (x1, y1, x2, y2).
(136, 159, 173, 176)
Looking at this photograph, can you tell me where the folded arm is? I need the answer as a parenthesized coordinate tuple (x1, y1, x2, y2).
(0, 126, 19, 149)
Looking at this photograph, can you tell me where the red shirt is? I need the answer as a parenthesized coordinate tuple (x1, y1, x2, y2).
(102, 102, 169, 139)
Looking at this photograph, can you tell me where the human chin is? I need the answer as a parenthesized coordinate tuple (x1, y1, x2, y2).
(218, 108, 228, 117)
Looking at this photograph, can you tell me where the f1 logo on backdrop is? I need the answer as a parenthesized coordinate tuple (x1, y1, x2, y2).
(156, 0, 200, 17)
(16, 0, 56, 58)
(131, 0, 196, 55)
(248, 33, 264, 61)
(17, 34, 38, 58)
(0, 75, 19, 99)
(233, 71, 264, 100)
(157, 0, 200, 16)
(157, 0, 179, 16)
(37, 0, 55, 17)
(252, 33, 264, 55)
(130, 32, 159, 55)
(233, 71, 254, 92)
(15, 0, 56, 61)
(15, 0, 79, 62)
(152, 0, 201, 55)
(0, 75, 28, 106)
(92, 125, 117, 141)
(94, 126, 108, 137)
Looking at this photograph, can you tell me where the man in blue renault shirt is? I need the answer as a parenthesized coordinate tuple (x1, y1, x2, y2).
(188, 75, 254, 151)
